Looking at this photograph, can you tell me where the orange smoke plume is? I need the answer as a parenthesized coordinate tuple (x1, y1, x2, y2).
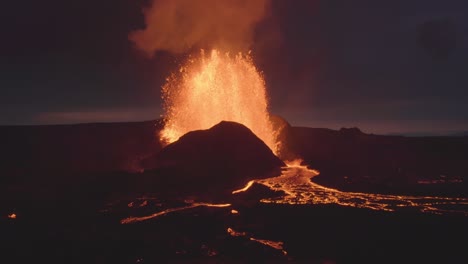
(129, 0, 270, 55)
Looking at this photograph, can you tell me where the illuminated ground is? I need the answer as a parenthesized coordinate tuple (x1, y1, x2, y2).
(257, 164, 468, 215)
(119, 163, 468, 225)
(112, 163, 467, 259)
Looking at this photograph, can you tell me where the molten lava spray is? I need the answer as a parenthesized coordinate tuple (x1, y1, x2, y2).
(160, 49, 277, 153)
(130, 0, 278, 152)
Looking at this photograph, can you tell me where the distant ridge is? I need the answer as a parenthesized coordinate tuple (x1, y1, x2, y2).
(386, 131, 468, 137)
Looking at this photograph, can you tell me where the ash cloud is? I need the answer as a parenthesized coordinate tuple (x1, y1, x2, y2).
(129, 0, 270, 55)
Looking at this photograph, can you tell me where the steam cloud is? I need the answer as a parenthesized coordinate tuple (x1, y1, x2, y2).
(130, 0, 270, 55)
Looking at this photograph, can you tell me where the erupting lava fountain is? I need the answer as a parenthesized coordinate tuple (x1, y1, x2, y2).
(160, 49, 278, 154)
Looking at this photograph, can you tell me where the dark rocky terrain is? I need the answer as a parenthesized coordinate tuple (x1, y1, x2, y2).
(0, 119, 467, 263)
(278, 123, 468, 197)
(0, 120, 163, 175)
(145, 121, 284, 196)
(2, 118, 467, 198)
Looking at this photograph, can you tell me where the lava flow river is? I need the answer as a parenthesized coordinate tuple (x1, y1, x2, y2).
(254, 163, 468, 215)
(117, 163, 467, 256)
(120, 162, 468, 225)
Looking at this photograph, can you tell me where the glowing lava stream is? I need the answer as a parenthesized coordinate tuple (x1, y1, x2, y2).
(160, 49, 278, 153)
(246, 163, 468, 215)
(121, 164, 467, 224)
(121, 203, 231, 224)
(227, 227, 287, 256)
(232, 180, 255, 194)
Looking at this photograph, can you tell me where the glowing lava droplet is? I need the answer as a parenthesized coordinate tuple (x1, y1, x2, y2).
(160, 49, 278, 153)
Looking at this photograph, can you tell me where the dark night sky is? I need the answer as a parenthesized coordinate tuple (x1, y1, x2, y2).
(1, 0, 468, 135)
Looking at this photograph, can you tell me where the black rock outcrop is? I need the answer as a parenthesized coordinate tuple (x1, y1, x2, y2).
(149, 121, 285, 196)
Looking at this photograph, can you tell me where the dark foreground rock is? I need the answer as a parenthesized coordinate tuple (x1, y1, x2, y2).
(142, 121, 285, 198)
(280, 126, 468, 196)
